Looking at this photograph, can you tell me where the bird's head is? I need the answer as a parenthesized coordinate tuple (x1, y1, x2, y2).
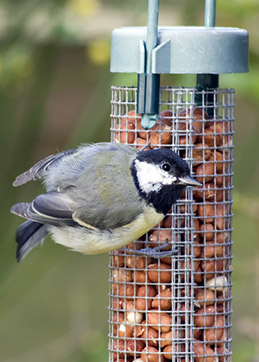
(131, 148, 200, 215)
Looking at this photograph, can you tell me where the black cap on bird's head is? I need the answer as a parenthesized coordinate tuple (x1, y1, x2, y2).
(131, 148, 201, 215)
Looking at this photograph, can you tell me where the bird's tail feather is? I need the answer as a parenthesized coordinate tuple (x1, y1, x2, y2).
(16, 220, 49, 262)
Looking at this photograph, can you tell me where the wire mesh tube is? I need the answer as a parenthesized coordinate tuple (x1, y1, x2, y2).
(109, 86, 234, 362)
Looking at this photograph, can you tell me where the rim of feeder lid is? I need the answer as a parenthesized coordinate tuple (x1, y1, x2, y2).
(110, 26, 249, 74)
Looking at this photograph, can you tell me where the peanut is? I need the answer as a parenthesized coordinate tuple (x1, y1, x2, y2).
(192, 143, 212, 165)
(179, 128, 198, 145)
(126, 339, 145, 356)
(136, 286, 157, 310)
(216, 346, 230, 361)
(149, 120, 172, 145)
(163, 215, 172, 228)
(160, 330, 173, 348)
(126, 256, 151, 269)
(178, 107, 208, 132)
(148, 229, 172, 250)
(147, 310, 172, 332)
(179, 202, 198, 214)
(194, 342, 216, 362)
(199, 223, 214, 241)
(193, 183, 224, 202)
(111, 339, 126, 359)
(201, 242, 223, 258)
(121, 109, 141, 123)
(213, 151, 225, 173)
(119, 323, 134, 338)
(160, 110, 173, 126)
(118, 283, 136, 297)
(216, 175, 224, 186)
(216, 231, 228, 244)
(194, 306, 215, 328)
(127, 241, 144, 250)
(204, 315, 224, 343)
(193, 217, 200, 239)
(201, 259, 224, 273)
(133, 270, 149, 284)
(160, 256, 172, 265)
(115, 120, 135, 144)
(195, 162, 214, 184)
(141, 346, 164, 362)
(185, 237, 201, 258)
(135, 324, 158, 347)
(123, 300, 143, 324)
(194, 266, 203, 284)
(148, 263, 171, 283)
(112, 312, 125, 335)
(197, 126, 222, 147)
(194, 328, 202, 339)
(206, 276, 228, 292)
(113, 269, 133, 282)
(215, 204, 227, 230)
(162, 344, 184, 359)
(197, 204, 214, 223)
(136, 137, 150, 150)
(215, 121, 231, 147)
(112, 298, 123, 310)
(151, 288, 172, 310)
(113, 254, 125, 267)
(127, 311, 143, 325)
(193, 239, 202, 257)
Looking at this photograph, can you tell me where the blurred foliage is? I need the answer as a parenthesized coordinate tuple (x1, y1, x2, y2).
(0, 0, 258, 361)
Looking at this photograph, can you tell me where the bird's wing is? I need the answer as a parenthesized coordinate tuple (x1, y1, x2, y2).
(12, 149, 77, 186)
(11, 143, 144, 230)
(11, 186, 144, 230)
(11, 191, 75, 226)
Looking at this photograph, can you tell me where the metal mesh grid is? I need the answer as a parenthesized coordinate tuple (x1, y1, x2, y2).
(108, 86, 234, 362)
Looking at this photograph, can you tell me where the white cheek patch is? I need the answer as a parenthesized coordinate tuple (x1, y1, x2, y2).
(135, 160, 177, 194)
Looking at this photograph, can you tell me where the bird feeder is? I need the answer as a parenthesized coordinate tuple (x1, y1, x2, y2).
(108, 0, 249, 361)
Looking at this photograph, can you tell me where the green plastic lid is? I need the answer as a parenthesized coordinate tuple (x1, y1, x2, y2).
(110, 26, 249, 74)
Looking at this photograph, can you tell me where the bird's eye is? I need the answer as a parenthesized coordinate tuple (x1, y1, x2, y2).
(162, 163, 171, 172)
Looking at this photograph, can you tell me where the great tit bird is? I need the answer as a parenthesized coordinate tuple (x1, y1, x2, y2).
(11, 142, 200, 261)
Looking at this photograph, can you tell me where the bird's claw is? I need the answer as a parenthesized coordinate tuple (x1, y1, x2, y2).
(120, 239, 179, 258)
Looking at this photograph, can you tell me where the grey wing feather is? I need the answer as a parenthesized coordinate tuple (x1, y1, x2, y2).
(11, 191, 74, 225)
(11, 143, 143, 230)
(13, 149, 76, 187)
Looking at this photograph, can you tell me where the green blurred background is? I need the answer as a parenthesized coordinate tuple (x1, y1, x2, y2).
(0, 0, 258, 361)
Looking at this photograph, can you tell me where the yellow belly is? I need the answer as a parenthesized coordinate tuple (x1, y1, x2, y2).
(50, 206, 164, 255)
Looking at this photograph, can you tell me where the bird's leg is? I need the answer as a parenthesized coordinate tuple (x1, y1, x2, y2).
(120, 239, 179, 258)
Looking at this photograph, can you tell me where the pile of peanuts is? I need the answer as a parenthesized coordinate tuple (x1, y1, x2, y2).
(110, 108, 232, 362)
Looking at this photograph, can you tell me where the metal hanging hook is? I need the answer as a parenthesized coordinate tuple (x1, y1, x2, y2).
(195, 0, 218, 113)
(137, 0, 160, 130)
(204, 0, 216, 27)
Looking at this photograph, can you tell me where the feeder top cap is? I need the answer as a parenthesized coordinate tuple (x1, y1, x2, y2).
(110, 26, 249, 74)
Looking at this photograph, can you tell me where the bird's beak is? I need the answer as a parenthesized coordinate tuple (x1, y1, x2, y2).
(177, 175, 202, 187)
